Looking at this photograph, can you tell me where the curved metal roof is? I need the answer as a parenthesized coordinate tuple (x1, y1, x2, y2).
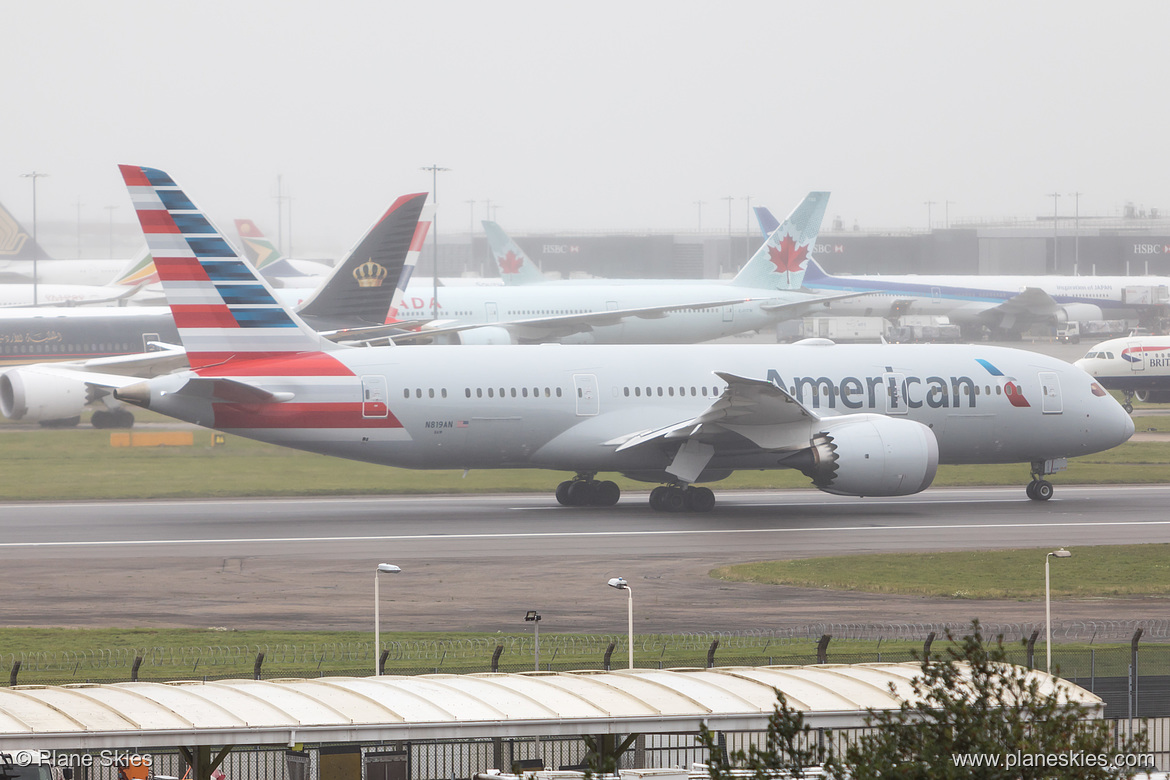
(0, 663, 1102, 750)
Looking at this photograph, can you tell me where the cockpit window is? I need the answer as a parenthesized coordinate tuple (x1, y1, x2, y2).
(1083, 352, 1097, 359)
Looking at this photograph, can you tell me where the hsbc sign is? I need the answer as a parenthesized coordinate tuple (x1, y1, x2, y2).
(813, 243, 845, 254)
(1132, 243, 1170, 254)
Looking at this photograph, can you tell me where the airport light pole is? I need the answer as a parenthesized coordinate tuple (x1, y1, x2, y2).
(607, 577, 633, 669)
(525, 610, 542, 670)
(1045, 548, 1071, 674)
(694, 200, 705, 232)
(721, 196, 734, 275)
(104, 205, 117, 259)
(20, 171, 48, 306)
(923, 200, 935, 231)
(1069, 191, 1082, 275)
(374, 563, 402, 675)
(1048, 192, 1061, 273)
(420, 165, 451, 320)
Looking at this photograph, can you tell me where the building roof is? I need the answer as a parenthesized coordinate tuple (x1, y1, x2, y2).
(0, 663, 1102, 750)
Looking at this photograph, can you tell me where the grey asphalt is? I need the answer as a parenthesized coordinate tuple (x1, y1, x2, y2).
(3, 485, 1168, 633)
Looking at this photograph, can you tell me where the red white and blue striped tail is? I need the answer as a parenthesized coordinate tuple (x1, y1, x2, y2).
(388, 204, 432, 323)
(119, 165, 327, 369)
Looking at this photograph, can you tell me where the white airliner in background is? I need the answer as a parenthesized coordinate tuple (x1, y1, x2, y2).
(385, 192, 854, 345)
(100, 165, 1133, 511)
(1075, 335, 1170, 411)
(755, 206, 1170, 338)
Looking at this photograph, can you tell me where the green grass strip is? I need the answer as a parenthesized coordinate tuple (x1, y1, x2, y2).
(711, 544, 1170, 599)
(1, 427, 1168, 501)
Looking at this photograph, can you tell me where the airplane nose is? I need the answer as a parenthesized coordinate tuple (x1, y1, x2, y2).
(1121, 405, 1136, 442)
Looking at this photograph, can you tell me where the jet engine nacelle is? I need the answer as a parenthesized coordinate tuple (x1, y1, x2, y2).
(1135, 390, 1170, 404)
(1055, 303, 1105, 325)
(804, 414, 939, 497)
(0, 366, 87, 422)
(449, 326, 516, 345)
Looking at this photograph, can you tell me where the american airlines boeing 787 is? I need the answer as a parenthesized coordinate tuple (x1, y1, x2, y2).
(108, 166, 1133, 511)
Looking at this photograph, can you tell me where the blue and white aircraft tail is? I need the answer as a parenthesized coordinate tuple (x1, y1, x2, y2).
(482, 221, 547, 285)
(731, 192, 828, 291)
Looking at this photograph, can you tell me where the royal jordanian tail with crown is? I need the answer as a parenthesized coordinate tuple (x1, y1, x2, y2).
(109, 165, 1132, 511)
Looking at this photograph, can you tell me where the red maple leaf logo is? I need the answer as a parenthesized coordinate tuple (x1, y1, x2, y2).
(499, 250, 524, 274)
(767, 234, 808, 274)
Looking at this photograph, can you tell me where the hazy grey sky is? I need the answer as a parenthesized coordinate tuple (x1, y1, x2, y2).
(3, 1, 1167, 257)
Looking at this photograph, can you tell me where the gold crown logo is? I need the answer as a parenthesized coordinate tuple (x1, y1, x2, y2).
(353, 259, 389, 288)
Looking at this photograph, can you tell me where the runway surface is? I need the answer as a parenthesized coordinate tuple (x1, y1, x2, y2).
(4, 485, 1169, 632)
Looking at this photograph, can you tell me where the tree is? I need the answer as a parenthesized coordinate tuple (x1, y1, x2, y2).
(698, 692, 836, 779)
(701, 621, 1151, 780)
(840, 621, 1150, 779)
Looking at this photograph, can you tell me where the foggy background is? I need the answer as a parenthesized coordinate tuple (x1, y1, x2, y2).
(2, 1, 1167, 260)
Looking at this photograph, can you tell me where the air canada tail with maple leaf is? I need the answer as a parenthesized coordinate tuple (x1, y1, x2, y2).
(730, 191, 828, 291)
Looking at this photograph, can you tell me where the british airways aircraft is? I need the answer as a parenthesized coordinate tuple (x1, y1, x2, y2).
(106, 166, 1133, 511)
(1075, 335, 1170, 412)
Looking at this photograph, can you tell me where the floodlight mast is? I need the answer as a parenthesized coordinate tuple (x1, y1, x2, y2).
(525, 611, 542, 670)
(374, 563, 401, 676)
(607, 577, 633, 669)
(1045, 549, 1072, 674)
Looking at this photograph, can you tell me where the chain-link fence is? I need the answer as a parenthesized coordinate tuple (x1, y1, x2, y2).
(6, 622, 1168, 718)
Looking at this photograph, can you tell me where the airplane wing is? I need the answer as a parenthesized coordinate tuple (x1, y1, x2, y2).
(986, 287, 1062, 318)
(382, 292, 872, 346)
(0, 282, 149, 309)
(27, 345, 191, 379)
(607, 372, 825, 482)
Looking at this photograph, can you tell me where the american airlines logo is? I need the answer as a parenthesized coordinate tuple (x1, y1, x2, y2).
(813, 243, 845, 254)
(542, 245, 580, 254)
(1132, 243, 1170, 254)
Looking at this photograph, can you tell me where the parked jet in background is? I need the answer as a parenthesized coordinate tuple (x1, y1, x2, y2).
(235, 219, 334, 282)
(104, 165, 1133, 510)
(0, 198, 146, 286)
(0, 248, 157, 307)
(755, 206, 1170, 338)
(1075, 335, 1170, 411)
(388, 193, 861, 344)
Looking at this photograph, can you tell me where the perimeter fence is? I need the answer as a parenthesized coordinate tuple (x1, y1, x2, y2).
(5, 621, 1168, 719)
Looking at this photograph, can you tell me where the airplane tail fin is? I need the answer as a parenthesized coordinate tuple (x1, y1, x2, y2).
(119, 165, 327, 368)
(234, 219, 287, 270)
(0, 198, 53, 263)
(387, 204, 432, 323)
(753, 205, 781, 238)
(108, 246, 159, 286)
(482, 221, 545, 285)
(730, 192, 829, 290)
(295, 193, 429, 329)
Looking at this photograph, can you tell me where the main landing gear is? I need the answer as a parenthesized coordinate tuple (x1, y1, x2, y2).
(556, 475, 621, 507)
(649, 484, 716, 513)
(90, 409, 135, 429)
(1026, 461, 1054, 501)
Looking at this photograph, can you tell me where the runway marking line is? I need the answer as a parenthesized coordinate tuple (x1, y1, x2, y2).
(4, 519, 1170, 549)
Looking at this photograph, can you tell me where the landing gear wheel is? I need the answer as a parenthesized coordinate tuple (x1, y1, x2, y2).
(1123, 402, 1134, 414)
(1027, 479, 1053, 501)
(594, 480, 621, 507)
(566, 480, 595, 506)
(110, 409, 135, 428)
(91, 410, 112, 429)
(662, 487, 686, 513)
(684, 486, 716, 513)
(649, 486, 669, 511)
(555, 481, 573, 506)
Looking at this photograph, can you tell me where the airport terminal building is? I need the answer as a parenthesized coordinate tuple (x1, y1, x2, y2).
(429, 214, 1170, 282)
